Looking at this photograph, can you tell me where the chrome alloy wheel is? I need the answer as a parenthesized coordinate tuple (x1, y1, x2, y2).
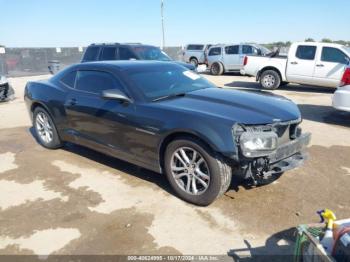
(263, 74, 275, 88)
(170, 147, 210, 195)
(35, 112, 53, 144)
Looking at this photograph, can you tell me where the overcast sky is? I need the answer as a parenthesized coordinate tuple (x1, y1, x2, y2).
(1, 0, 349, 47)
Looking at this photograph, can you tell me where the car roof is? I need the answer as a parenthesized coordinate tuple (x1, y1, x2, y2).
(71, 60, 184, 72)
(88, 43, 156, 48)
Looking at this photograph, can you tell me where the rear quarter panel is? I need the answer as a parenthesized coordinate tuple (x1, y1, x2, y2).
(25, 80, 68, 132)
(244, 56, 287, 81)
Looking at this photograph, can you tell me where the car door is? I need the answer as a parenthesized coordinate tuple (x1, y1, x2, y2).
(313, 46, 349, 87)
(286, 45, 317, 84)
(64, 69, 136, 160)
(207, 47, 222, 67)
(223, 45, 240, 70)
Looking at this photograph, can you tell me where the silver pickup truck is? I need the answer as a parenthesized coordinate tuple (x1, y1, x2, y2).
(182, 44, 212, 67)
(207, 44, 270, 75)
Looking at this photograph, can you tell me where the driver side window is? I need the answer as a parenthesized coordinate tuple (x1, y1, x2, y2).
(75, 70, 123, 95)
(321, 47, 349, 64)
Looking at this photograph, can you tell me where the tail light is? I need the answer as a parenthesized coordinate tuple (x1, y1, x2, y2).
(340, 67, 350, 87)
(243, 56, 248, 66)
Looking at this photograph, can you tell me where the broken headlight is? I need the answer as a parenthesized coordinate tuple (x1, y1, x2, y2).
(239, 131, 278, 158)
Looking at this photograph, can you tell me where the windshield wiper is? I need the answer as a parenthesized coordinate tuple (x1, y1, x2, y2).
(152, 93, 186, 102)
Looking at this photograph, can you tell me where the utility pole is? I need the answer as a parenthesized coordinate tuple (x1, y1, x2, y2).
(161, 0, 165, 50)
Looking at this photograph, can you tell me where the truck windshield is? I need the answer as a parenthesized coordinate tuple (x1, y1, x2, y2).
(128, 68, 216, 101)
(131, 46, 172, 61)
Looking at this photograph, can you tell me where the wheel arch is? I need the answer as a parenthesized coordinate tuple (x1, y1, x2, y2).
(189, 56, 198, 62)
(257, 66, 282, 81)
(158, 131, 219, 170)
(30, 101, 54, 122)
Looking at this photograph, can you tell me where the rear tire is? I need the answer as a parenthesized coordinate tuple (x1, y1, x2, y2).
(33, 107, 62, 149)
(190, 58, 198, 68)
(210, 62, 224, 75)
(164, 137, 232, 206)
(260, 70, 281, 89)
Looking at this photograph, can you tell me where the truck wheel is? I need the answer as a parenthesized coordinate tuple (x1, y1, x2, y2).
(190, 58, 198, 68)
(210, 62, 224, 75)
(164, 137, 232, 206)
(260, 70, 281, 89)
(33, 107, 62, 149)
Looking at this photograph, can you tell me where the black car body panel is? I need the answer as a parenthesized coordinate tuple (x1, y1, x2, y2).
(25, 61, 309, 179)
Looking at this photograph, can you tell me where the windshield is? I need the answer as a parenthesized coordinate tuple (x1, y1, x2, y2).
(128, 68, 216, 101)
(131, 46, 172, 61)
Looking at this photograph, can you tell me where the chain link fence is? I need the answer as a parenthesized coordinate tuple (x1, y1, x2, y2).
(0, 46, 183, 77)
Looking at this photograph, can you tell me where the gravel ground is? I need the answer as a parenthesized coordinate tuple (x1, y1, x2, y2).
(0, 73, 349, 260)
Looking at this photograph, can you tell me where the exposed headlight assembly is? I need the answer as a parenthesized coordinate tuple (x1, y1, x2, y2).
(240, 131, 278, 158)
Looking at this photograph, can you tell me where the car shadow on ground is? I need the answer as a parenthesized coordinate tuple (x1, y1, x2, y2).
(28, 127, 175, 196)
(298, 104, 350, 127)
(227, 227, 297, 261)
(224, 81, 335, 94)
(29, 127, 278, 200)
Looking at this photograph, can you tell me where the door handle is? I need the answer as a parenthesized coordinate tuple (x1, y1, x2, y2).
(290, 61, 298, 65)
(316, 64, 324, 67)
(68, 98, 77, 106)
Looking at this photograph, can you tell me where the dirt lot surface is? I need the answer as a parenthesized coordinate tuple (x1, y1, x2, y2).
(0, 73, 350, 259)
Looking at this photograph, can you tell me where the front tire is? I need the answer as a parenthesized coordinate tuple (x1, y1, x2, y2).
(33, 107, 62, 149)
(190, 58, 198, 68)
(260, 70, 281, 89)
(210, 62, 224, 75)
(164, 137, 232, 206)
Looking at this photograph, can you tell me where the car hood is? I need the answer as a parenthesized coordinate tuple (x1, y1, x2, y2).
(156, 88, 301, 125)
(173, 61, 196, 71)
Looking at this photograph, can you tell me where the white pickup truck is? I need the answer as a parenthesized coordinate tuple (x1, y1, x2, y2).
(241, 42, 350, 89)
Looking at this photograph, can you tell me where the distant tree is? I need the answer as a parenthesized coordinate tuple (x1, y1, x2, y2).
(321, 38, 333, 43)
(305, 38, 315, 42)
(285, 41, 292, 46)
(334, 40, 347, 45)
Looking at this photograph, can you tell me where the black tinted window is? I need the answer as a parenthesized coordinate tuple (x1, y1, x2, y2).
(75, 71, 122, 94)
(208, 47, 221, 56)
(321, 47, 349, 64)
(242, 45, 259, 54)
(100, 47, 117, 61)
(60, 71, 76, 88)
(187, 45, 204, 51)
(296, 45, 316, 60)
(225, 45, 239, 55)
(119, 47, 137, 60)
(83, 47, 100, 61)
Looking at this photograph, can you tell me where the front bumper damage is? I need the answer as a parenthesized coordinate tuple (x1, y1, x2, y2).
(236, 132, 311, 184)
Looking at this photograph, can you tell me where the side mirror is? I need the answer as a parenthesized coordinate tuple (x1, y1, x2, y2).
(102, 89, 132, 103)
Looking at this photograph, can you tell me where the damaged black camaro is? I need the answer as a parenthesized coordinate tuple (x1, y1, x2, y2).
(24, 61, 311, 206)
